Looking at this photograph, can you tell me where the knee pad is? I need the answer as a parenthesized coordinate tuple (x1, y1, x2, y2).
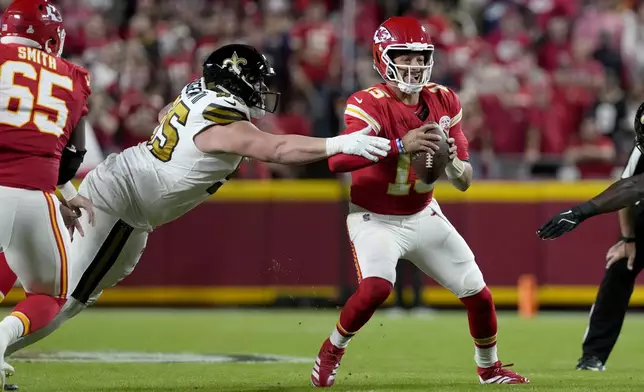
(456, 264, 486, 298)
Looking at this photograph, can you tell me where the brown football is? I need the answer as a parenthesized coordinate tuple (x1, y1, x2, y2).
(410, 126, 450, 185)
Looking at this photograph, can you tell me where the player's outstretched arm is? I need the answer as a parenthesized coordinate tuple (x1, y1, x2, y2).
(537, 172, 644, 240)
(194, 121, 391, 164)
(328, 123, 442, 173)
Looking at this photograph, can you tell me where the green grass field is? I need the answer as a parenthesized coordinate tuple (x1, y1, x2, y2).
(3, 308, 644, 391)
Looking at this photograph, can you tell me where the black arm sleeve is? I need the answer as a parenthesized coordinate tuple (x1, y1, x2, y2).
(57, 118, 88, 185)
(57, 146, 87, 185)
(576, 172, 644, 219)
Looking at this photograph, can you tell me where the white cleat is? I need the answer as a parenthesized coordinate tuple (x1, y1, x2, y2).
(2, 361, 14, 377)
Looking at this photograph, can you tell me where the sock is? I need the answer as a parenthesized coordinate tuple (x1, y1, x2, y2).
(0, 315, 24, 346)
(460, 286, 499, 368)
(330, 277, 392, 349)
(7, 294, 65, 344)
(0, 254, 17, 302)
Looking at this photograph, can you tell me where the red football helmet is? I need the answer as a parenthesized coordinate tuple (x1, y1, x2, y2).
(372, 16, 434, 94)
(1, 0, 66, 57)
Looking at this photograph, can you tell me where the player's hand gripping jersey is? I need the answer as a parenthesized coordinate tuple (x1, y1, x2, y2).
(83, 79, 246, 230)
(331, 83, 469, 215)
(0, 43, 91, 192)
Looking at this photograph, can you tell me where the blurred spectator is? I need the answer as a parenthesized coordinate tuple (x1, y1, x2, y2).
(560, 115, 616, 180)
(3, 0, 641, 179)
(536, 13, 572, 72)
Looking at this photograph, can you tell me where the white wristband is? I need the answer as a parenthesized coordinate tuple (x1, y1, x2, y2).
(445, 158, 465, 180)
(58, 182, 78, 201)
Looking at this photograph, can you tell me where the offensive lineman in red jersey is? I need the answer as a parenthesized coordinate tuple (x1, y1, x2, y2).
(0, 0, 93, 387)
(310, 17, 529, 387)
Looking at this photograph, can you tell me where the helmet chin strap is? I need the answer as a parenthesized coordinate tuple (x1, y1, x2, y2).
(396, 82, 423, 94)
(250, 107, 265, 119)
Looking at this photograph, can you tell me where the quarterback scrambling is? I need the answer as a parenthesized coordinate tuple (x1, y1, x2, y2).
(311, 17, 529, 387)
(0, 42, 396, 379)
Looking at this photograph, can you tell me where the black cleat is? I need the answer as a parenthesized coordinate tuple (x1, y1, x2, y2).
(4, 384, 18, 391)
(576, 356, 605, 371)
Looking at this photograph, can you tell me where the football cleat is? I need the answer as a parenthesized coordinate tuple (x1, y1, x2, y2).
(477, 362, 529, 384)
(576, 356, 605, 371)
(3, 361, 16, 391)
(311, 338, 345, 387)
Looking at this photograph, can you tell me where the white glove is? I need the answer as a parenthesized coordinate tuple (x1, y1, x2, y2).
(325, 126, 391, 161)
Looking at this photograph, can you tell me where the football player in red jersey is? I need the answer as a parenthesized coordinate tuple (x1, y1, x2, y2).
(311, 17, 529, 387)
(0, 0, 93, 387)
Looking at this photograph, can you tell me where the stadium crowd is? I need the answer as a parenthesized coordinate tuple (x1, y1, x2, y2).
(2, 0, 642, 180)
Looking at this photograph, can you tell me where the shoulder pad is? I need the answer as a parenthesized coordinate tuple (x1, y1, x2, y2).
(425, 83, 457, 103)
(201, 90, 251, 125)
(70, 64, 91, 97)
(178, 80, 251, 124)
(344, 88, 386, 133)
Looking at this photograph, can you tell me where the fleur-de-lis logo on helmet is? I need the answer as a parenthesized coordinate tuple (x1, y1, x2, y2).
(222, 51, 248, 75)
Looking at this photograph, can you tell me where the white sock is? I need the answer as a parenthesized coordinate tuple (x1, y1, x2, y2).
(475, 344, 498, 368)
(0, 315, 25, 347)
(329, 326, 352, 349)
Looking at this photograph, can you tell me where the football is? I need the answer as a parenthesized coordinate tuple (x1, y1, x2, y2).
(410, 125, 450, 185)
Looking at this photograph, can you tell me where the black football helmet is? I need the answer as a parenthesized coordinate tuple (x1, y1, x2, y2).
(203, 44, 280, 117)
(635, 101, 644, 152)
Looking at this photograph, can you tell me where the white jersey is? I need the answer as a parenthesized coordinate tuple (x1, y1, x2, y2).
(81, 79, 247, 231)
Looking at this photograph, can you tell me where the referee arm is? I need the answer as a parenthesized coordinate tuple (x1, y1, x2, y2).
(539, 101, 644, 240)
(537, 160, 644, 240)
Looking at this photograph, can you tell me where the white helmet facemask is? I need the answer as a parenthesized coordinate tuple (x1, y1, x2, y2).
(377, 43, 434, 94)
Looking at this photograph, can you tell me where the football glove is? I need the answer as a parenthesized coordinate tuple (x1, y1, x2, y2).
(537, 207, 585, 240)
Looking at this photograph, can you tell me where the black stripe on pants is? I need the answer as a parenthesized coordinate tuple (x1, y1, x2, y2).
(72, 219, 134, 304)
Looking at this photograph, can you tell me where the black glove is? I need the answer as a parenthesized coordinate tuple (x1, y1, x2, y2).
(537, 206, 586, 240)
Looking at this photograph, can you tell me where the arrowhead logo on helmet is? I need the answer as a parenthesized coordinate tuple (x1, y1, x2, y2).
(373, 26, 393, 44)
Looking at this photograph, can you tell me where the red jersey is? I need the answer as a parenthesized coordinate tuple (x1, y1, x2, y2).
(329, 83, 469, 215)
(0, 43, 91, 192)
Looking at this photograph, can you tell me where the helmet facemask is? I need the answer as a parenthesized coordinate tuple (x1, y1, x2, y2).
(244, 73, 280, 119)
(44, 26, 66, 57)
(379, 44, 434, 94)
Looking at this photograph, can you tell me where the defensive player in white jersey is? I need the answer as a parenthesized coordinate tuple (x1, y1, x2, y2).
(0, 44, 398, 379)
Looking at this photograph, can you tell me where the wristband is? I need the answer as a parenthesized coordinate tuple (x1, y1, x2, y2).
(445, 157, 465, 179)
(620, 235, 636, 243)
(396, 138, 406, 154)
(58, 182, 78, 201)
